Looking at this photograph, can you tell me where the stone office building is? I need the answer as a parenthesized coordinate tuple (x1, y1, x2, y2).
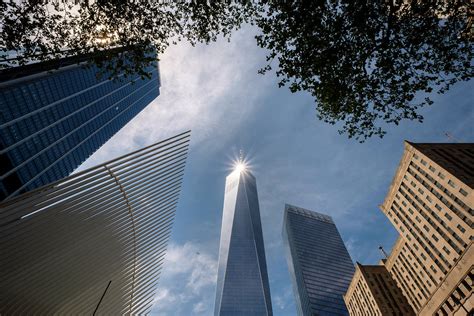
(345, 142, 473, 315)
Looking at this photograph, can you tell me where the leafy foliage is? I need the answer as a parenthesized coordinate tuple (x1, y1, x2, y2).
(255, 0, 473, 140)
(1, 0, 255, 79)
(1, 0, 472, 140)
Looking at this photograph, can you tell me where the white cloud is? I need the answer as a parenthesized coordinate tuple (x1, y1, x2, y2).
(164, 242, 218, 291)
(193, 302, 207, 314)
(151, 242, 217, 315)
(153, 288, 177, 306)
(344, 237, 357, 257)
(69, 20, 474, 316)
(74, 26, 279, 315)
(77, 26, 271, 171)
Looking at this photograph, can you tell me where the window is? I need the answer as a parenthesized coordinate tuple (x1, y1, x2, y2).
(459, 188, 468, 197)
(429, 166, 435, 172)
(444, 213, 452, 221)
(448, 180, 456, 188)
(443, 246, 450, 255)
(432, 234, 439, 242)
(457, 225, 466, 233)
(426, 195, 432, 203)
(421, 159, 427, 166)
(438, 172, 445, 179)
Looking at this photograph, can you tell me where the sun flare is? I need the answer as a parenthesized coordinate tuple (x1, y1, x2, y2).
(234, 162, 246, 173)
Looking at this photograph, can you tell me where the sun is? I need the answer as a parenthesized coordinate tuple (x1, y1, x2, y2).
(234, 162, 246, 173)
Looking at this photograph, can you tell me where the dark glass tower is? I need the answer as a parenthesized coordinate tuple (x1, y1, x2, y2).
(214, 165, 273, 315)
(0, 55, 160, 200)
(283, 204, 355, 316)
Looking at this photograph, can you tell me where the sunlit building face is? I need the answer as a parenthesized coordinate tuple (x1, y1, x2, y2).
(214, 163, 273, 315)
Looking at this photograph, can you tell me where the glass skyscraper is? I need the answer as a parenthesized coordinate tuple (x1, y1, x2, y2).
(214, 165, 273, 315)
(283, 204, 354, 316)
(0, 55, 160, 200)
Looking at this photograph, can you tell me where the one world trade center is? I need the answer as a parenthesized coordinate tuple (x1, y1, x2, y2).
(214, 162, 273, 315)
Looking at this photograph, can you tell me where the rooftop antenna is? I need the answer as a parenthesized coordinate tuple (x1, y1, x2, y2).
(379, 246, 388, 259)
(239, 148, 244, 163)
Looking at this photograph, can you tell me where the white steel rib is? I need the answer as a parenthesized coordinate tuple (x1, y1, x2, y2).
(0, 130, 191, 315)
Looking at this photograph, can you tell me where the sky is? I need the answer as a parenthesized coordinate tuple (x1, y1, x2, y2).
(77, 26, 474, 315)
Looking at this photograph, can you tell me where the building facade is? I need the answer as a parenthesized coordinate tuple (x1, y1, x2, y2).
(283, 204, 355, 316)
(379, 142, 473, 315)
(0, 54, 160, 200)
(0, 131, 190, 314)
(344, 263, 415, 315)
(214, 166, 273, 315)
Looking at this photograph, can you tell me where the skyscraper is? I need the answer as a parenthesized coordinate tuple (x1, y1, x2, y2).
(344, 142, 473, 316)
(283, 204, 355, 316)
(0, 53, 161, 200)
(379, 142, 473, 315)
(214, 163, 273, 315)
(0, 130, 190, 315)
(343, 263, 414, 315)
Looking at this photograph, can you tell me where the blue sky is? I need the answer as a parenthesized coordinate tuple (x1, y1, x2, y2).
(78, 26, 474, 315)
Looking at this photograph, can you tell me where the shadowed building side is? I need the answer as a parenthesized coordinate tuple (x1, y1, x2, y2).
(283, 204, 355, 316)
(0, 131, 190, 315)
(344, 263, 415, 315)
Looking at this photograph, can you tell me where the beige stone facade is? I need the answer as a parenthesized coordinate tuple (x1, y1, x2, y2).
(345, 142, 473, 315)
(344, 263, 415, 315)
(381, 142, 473, 315)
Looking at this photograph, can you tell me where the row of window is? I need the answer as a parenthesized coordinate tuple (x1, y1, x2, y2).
(4, 94, 156, 197)
(402, 181, 464, 255)
(0, 66, 158, 122)
(2, 76, 154, 149)
(413, 153, 470, 202)
(389, 261, 421, 311)
(391, 197, 450, 274)
(347, 278, 379, 316)
(436, 269, 473, 316)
